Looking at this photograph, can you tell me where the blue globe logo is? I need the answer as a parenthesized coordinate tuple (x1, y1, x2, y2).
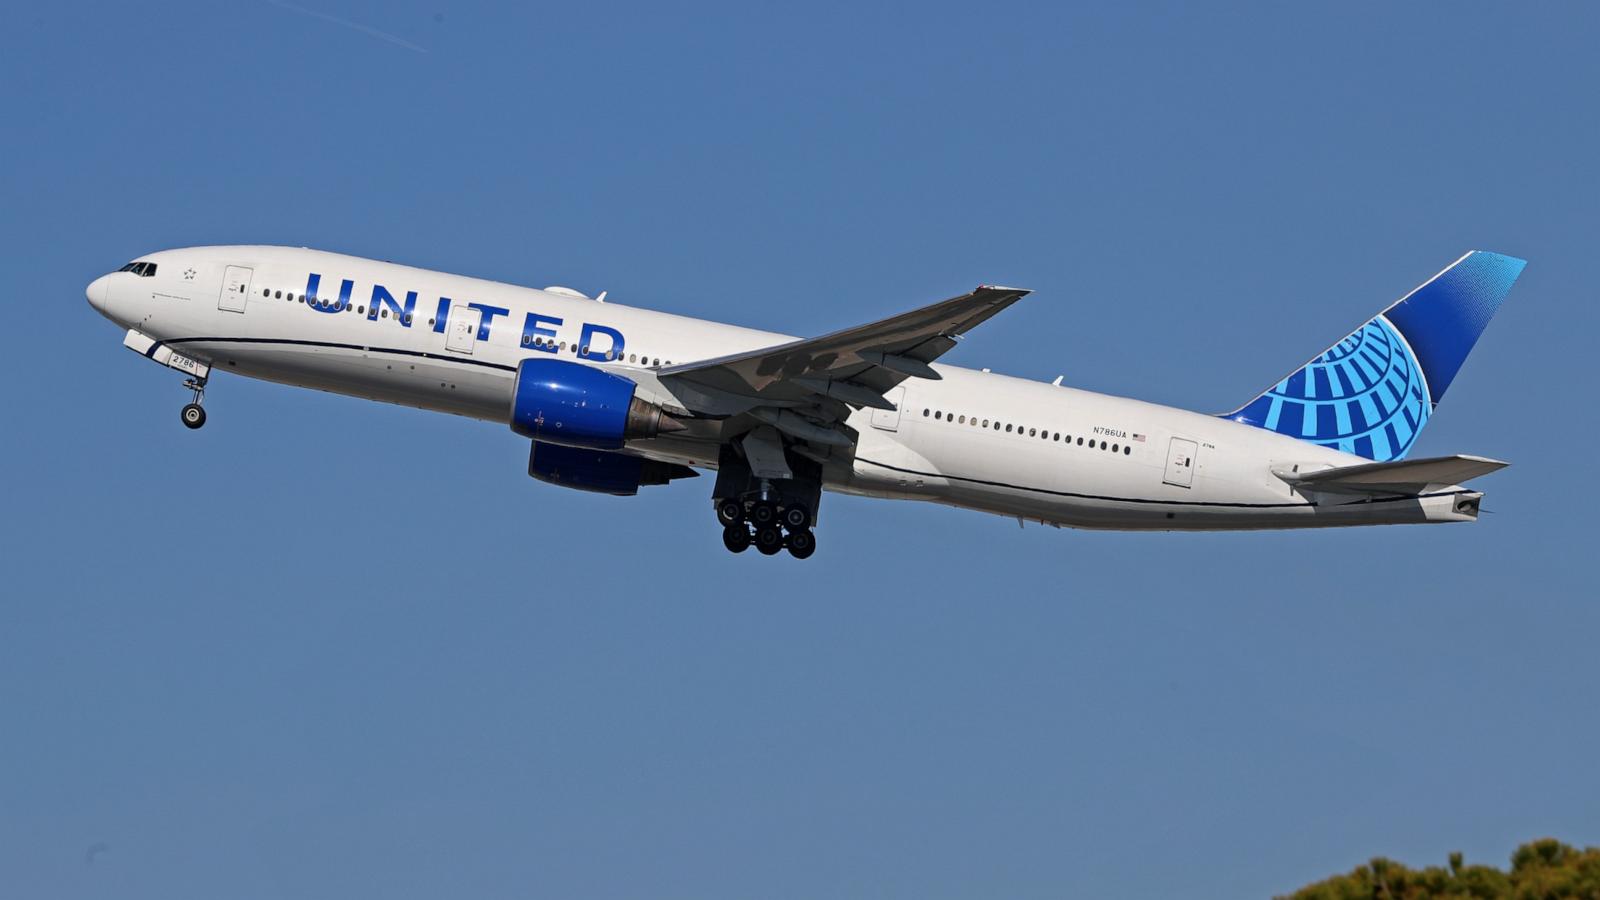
(1240, 314, 1431, 461)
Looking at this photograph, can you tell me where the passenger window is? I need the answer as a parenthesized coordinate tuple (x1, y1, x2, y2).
(275, 290, 282, 299)
(958, 415, 966, 424)
(935, 411, 943, 420)
(1112, 444, 1119, 453)
(1123, 446, 1131, 455)
(923, 409, 930, 417)
(263, 288, 270, 297)
(1005, 424, 1012, 433)
(1077, 437, 1084, 445)
(1028, 428, 1036, 437)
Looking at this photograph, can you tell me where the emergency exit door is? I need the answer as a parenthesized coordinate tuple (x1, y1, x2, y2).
(446, 305, 481, 354)
(1163, 437, 1198, 488)
(219, 265, 252, 313)
(871, 386, 906, 431)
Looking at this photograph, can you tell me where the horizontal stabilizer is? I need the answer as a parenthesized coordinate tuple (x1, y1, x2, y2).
(1273, 454, 1508, 495)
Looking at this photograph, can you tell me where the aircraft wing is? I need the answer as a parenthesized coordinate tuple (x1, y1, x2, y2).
(659, 285, 1030, 414)
(1274, 454, 1509, 495)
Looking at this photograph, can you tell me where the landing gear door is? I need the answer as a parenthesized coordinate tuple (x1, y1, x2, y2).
(446, 305, 481, 354)
(1163, 437, 1198, 488)
(219, 265, 252, 313)
(870, 386, 906, 432)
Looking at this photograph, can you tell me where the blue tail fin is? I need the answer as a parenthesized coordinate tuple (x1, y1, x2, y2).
(1222, 250, 1526, 461)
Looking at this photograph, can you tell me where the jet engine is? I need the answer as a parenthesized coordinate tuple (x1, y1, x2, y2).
(509, 358, 677, 450)
(527, 442, 697, 496)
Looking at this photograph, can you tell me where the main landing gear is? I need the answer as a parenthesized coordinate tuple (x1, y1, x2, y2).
(719, 498, 816, 560)
(712, 440, 823, 560)
(179, 377, 208, 429)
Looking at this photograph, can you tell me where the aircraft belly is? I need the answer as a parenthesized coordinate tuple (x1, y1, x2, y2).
(190, 341, 513, 422)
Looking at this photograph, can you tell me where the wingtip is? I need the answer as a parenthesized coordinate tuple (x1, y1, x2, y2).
(977, 284, 1031, 295)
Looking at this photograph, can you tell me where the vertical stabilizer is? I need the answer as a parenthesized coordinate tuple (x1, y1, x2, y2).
(1222, 251, 1526, 461)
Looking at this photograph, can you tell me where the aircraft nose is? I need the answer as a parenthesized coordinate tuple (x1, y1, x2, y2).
(87, 274, 110, 312)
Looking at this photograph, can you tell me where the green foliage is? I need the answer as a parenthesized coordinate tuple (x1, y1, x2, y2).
(1279, 839, 1600, 900)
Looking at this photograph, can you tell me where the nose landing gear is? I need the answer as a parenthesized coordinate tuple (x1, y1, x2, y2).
(180, 377, 208, 429)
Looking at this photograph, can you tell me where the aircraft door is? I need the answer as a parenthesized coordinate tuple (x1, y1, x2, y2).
(219, 265, 253, 313)
(870, 386, 906, 432)
(1163, 437, 1198, 488)
(445, 305, 481, 354)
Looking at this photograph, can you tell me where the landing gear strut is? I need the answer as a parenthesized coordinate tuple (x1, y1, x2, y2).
(180, 377, 208, 430)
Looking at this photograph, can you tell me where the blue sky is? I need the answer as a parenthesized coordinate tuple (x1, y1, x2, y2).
(3, 2, 1597, 897)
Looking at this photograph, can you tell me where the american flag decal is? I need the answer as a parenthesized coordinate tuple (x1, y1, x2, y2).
(1132, 433, 1146, 442)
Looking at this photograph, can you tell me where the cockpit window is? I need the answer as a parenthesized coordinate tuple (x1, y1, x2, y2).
(119, 262, 157, 276)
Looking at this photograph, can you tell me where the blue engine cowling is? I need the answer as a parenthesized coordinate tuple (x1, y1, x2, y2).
(528, 442, 697, 496)
(510, 358, 670, 450)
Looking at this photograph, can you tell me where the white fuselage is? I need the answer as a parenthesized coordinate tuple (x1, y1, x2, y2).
(88, 246, 1481, 530)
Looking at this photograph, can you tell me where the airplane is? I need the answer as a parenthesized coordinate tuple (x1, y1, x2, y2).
(86, 247, 1525, 559)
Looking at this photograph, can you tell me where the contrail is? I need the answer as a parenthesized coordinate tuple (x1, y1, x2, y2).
(266, 0, 428, 53)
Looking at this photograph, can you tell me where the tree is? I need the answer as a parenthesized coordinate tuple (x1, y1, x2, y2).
(1279, 839, 1600, 899)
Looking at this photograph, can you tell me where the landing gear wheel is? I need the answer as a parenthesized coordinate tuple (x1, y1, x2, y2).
(181, 403, 207, 429)
(716, 499, 745, 526)
(722, 523, 751, 554)
(750, 501, 778, 527)
(754, 525, 784, 555)
(781, 504, 809, 531)
(785, 528, 815, 560)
